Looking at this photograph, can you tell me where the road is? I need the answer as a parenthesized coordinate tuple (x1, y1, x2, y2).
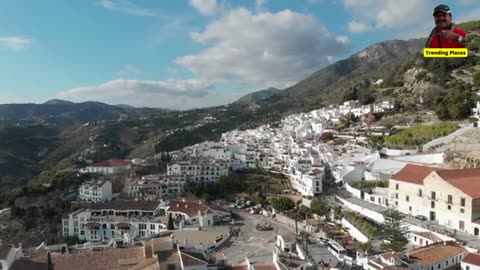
(217, 209, 292, 265)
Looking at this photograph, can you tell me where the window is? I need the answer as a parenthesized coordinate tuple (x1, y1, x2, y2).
(448, 195, 453, 204)
(396, 184, 399, 190)
(168, 264, 176, 270)
(448, 205, 452, 210)
(446, 260, 448, 266)
(431, 201, 435, 208)
(406, 195, 409, 202)
(438, 264, 441, 269)
(395, 193, 399, 199)
(461, 208, 465, 214)
(395, 201, 398, 206)
(150, 224, 155, 230)
(467, 266, 470, 270)
(461, 198, 466, 207)
(409, 206, 412, 211)
(431, 191, 436, 200)
(418, 189, 423, 197)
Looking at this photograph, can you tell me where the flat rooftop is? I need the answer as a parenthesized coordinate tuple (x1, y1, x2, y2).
(171, 227, 230, 246)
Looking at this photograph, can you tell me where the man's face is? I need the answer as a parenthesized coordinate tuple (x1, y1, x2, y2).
(434, 12, 451, 29)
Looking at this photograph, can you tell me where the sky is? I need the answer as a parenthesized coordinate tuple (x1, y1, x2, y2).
(0, 0, 479, 110)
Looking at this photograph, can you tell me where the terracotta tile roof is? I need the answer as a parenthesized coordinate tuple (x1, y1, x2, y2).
(169, 200, 227, 218)
(0, 246, 11, 260)
(463, 253, 480, 266)
(89, 200, 160, 211)
(51, 247, 146, 270)
(435, 169, 480, 199)
(390, 164, 440, 185)
(408, 241, 466, 267)
(89, 159, 133, 167)
(128, 257, 160, 270)
(155, 250, 179, 263)
(179, 251, 208, 267)
(252, 263, 278, 270)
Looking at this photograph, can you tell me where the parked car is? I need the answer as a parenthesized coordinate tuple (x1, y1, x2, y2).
(415, 215, 428, 221)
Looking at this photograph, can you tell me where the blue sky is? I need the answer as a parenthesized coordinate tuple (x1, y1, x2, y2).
(0, 0, 479, 109)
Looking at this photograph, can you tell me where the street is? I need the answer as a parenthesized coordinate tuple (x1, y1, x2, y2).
(217, 209, 292, 265)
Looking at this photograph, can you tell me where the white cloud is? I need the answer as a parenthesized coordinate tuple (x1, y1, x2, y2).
(176, 8, 351, 89)
(0, 36, 32, 51)
(189, 0, 219, 16)
(255, 0, 266, 12)
(340, 0, 430, 33)
(117, 64, 143, 77)
(58, 78, 220, 109)
(96, 0, 156, 16)
(348, 21, 371, 33)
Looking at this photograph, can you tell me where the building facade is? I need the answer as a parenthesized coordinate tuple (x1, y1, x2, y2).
(84, 159, 133, 175)
(78, 180, 112, 202)
(389, 164, 480, 236)
(62, 200, 166, 242)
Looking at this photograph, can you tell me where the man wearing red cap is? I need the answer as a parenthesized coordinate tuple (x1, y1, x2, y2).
(426, 4, 467, 48)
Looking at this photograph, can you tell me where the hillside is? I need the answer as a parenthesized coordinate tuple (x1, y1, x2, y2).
(1, 20, 479, 197)
(0, 101, 167, 126)
(236, 87, 282, 105)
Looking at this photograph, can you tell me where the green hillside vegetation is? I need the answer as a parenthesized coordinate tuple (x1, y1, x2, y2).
(384, 123, 458, 148)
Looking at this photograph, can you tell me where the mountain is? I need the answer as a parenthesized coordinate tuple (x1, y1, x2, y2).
(0, 101, 166, 126)
(235, 87, 282, 105)
(256, 38, 426, 114)
(43, 99, 74, 105)
(1, 20, 479, 198)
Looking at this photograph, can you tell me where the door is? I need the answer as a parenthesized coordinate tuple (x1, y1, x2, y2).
(429, 211, 436, 221)
(459, 221, 465, 231)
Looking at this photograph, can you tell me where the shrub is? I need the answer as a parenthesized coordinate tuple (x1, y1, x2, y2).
(384, 123, 458, 147)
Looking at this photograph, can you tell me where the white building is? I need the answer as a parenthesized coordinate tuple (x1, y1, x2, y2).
(78, 180, 112, 202)
(62, 200, 166, 242)
(357, 241, 467, 270)
(462, 253, 480, 270)
(167, 158, 229, 182)
(84, 159, 133, 175)
(389, 164, 480, 236)
(128, 174, 185, 200)
(166, 199, 230, 227)
(290, 167, 323, 197)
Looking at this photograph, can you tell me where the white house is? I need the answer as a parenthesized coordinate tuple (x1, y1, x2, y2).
(166, 199, 230, 227)
(84, 159, 133, 175)
(62, 200, 166, 242)
(389, 164, 480, 236)
(462, 253, 480, 270)
(357, 241, 467, 270)
(78, 180, 112, 202)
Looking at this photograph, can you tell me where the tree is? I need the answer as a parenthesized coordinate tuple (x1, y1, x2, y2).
(473, 71, 480, 86)
(167, 213, 174, 230)
(310, 199, 330, 217)
(270, 197, 295, 212)
(381, 208, 409, 252)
